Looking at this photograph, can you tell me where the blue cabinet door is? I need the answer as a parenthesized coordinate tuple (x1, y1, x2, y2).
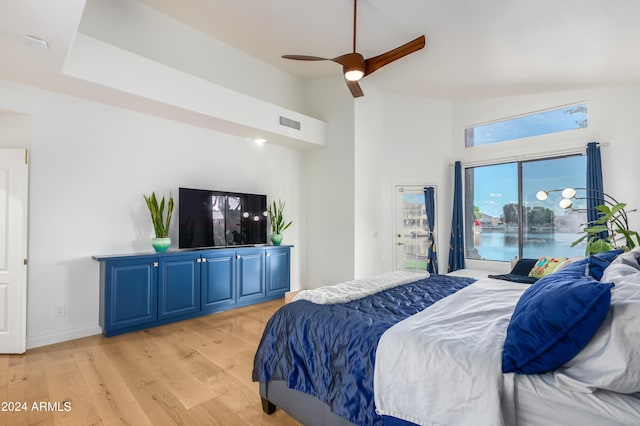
(237, 249, 265, 303)
(158, 254, 201, 320)
(266, 247, 291, 296)
(104, 258, 157, 332)
(201, 250, 235, 312)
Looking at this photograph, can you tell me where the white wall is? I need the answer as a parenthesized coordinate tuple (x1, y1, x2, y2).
(298, 85, 455, 283)
(353, 84, 385, 278)
(0, 113, 31, 148)
(79, 0, 306, 112)
(379, 93, 454, 273)
(0, 79, 302, 348)
(300, 77, 356, 288)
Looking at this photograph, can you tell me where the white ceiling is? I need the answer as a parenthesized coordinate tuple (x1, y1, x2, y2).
(2, 0, 640, 101)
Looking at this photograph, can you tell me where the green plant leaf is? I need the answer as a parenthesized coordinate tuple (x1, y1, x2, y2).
(267, 198, 292, 235)
(144, 191, 174, 238)
(587, 238, 614, 255)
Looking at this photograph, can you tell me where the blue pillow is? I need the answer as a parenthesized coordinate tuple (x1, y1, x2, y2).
(552, 250, 622, 281)
(502, 273, 614, 374)
(587, 249, 623, 280)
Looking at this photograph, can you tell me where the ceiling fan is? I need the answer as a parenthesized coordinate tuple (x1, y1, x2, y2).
(282, 0, 426, 98)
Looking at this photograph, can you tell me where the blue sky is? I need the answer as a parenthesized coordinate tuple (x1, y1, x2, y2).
(472, 155, 587, 218)
(471, 104, 587, 146)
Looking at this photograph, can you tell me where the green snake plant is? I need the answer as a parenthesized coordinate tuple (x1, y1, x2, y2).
(144, 192, 174, 238)
(267, 199, 292, 234)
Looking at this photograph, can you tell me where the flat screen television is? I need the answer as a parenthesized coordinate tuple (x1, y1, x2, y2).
(178, 187, 267, 249)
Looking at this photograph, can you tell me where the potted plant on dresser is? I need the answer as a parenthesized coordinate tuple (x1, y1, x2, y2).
(268, 199, 292, 246)
(144, 191, 174, 252)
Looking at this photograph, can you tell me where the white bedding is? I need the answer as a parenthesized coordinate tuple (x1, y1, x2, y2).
(292, 270, 429, 304)
(374, 278, 526, 426)
(513, 373, 640, 426)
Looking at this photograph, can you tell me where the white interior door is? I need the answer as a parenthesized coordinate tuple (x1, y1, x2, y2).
(0, 149, 28, 353)
(393, 185, 433, 272)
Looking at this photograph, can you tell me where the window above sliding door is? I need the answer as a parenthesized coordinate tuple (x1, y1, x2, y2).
(465, 103, 588, 147)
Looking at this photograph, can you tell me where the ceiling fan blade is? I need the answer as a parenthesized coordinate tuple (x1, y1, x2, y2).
(345, 79, 364, 98)
(282, 54, 330, 61)
(364, 35, 426, 76)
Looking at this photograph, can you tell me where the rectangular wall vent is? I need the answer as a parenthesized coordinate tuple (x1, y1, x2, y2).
(279, 116, 301, 131)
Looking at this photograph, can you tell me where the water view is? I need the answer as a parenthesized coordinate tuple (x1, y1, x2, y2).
(471, 230, 585, 261)
(402, 230, 585, 271)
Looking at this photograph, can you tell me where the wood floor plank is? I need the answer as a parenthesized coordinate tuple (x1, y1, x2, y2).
(5, 359, 55, 426)
(0, 355, 8, 410)
(72, 346, 152, 426)
(1, 299, 301, 425)
(124, 329, 217, 410)
(42, 349, 101, 426)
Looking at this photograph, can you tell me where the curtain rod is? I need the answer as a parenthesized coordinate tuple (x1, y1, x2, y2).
(449, 142, 609, 168)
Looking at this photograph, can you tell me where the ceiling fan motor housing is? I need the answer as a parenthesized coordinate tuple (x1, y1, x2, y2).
(339, 53, 366, 81)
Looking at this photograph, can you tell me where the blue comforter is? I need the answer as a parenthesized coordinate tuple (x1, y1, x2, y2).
(252, 274, 476, 426)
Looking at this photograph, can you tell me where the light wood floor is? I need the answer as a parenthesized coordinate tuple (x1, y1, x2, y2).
(0, 299, 301, 426)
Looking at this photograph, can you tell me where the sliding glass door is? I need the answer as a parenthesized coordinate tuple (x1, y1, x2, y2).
(464, 155, 586, 261)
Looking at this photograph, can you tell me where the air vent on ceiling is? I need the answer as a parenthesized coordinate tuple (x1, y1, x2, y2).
(279, 116, 301, 131)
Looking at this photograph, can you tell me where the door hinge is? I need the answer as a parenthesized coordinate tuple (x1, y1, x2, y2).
(24, 258, 28, 266)
(24, 149, 29, 165)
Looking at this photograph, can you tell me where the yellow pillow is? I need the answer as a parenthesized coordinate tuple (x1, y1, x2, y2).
(528, 256, 568, 279)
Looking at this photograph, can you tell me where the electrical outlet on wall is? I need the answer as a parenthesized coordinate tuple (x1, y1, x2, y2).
(54, 304, 66, 317)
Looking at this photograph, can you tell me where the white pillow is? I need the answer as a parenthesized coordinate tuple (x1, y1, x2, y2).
(553, 249, 640, 394)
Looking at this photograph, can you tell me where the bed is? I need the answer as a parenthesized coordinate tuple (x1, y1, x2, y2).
(252, 251, 640, 425)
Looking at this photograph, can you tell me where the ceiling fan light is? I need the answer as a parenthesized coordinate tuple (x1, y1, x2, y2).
(345, 69, 364, 81)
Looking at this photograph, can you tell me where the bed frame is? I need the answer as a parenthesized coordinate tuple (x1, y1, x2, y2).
(260, 380, 354, 425)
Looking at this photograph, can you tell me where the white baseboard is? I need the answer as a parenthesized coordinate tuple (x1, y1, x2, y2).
(26, 323, 102, 349)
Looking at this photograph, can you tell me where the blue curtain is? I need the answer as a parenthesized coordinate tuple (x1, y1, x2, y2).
(448, 161, 465, 272)
(423, 187, 438, 273)
(586, 142, 608, 239)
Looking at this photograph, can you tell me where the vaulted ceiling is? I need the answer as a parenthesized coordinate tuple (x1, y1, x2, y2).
(2, 0, 640, 101)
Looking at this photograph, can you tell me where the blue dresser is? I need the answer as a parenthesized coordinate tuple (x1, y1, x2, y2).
(94, 246, 291, 336)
